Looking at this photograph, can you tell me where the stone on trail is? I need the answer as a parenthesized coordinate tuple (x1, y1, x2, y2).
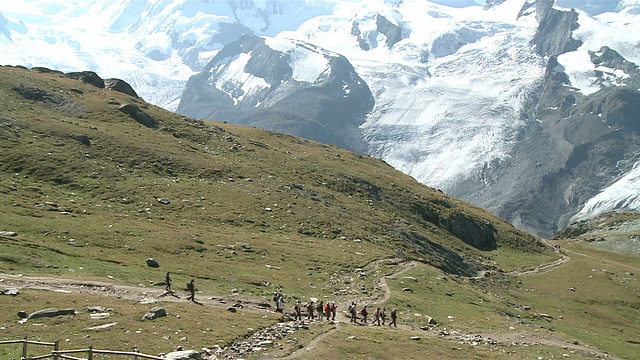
(411, 336, 421, 341)
(227, 307, 237, 313)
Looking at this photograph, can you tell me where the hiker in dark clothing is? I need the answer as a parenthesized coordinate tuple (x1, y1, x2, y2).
(389, 308, 397, 327)
(349, 302, 357, 323)
(330, 302, 337, 321)
(187, 279, 195, 302)
(306, 302, 314, 320)
(165, 272, 172, 291)
(360, 305, 368, 324)
(381, 308, 387, 325)
(316, 301, 324, 321)
(294, 301, 302, 320)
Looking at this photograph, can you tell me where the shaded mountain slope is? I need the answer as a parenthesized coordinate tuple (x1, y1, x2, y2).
(0, 65, 545, 289)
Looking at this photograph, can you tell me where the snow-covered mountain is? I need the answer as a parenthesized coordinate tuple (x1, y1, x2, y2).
(2, 0, 640, 237)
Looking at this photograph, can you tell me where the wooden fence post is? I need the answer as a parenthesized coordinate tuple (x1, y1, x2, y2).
(53, 340, 59, 360)
(88, 345, 93, 360)
(22, 337, 28, 360)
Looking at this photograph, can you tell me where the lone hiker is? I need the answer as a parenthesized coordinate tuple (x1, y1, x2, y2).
(187, 279, 195, 302)
(165, 272, 172, 291)
(389, 308, 397, 328)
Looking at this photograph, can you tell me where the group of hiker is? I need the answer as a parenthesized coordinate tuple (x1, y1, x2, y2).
(166, 273, 399, 328)
(348, 302, 397, 327)
(285, 294, 398, 327)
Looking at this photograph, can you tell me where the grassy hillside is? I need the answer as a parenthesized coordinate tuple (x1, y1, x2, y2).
(1, 66, 638, 359)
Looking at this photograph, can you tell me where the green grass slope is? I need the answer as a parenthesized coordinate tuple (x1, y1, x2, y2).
(1, 66, 638, 359)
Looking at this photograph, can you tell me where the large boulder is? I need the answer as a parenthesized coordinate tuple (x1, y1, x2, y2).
(164, 350, 201, 360)
(28, 308, 77, 319)
(141, 307, 167, 321)
(65, 71, 105, 89)
(105, 78, 139, 98)
(118, 104, 158, 129)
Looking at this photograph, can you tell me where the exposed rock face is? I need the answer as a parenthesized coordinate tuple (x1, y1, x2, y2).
(532, 0, 582, 56)
(177, 34, 373, 153)
(351, 12, 404, 51)
(105, 78, 139, 98)
(65, 71, 105, 89)
(118, 104, 158, 129)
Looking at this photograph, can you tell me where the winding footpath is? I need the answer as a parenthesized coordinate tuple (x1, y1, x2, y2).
(0, 245, 628, 360)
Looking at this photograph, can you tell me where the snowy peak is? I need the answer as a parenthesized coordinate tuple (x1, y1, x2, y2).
(351, 6, 405, 51)
(177, 34, 373, 152)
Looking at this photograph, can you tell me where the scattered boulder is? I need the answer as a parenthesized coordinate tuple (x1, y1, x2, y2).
(12, 85, 66, 105)
(2, 288, 20, 296)
(164, 350, 201, 360)
(427, 316, 438, 325)
(105, 78, 139, 98)
(86, 306, 111, 313)
(156, 198, 171, 205)
(227, 307, 237, 313)
(141, 307, 167, 321)
(411, 336, 421, 341)
(73, 134, 91, 146)
(17, 311, 28, 319)
(28, 308, 77, 320)
(118, 103, 158, 128)
(0, 231, 18, 237)
(402, 288, 414, 293)
(146, 258, 160, 268)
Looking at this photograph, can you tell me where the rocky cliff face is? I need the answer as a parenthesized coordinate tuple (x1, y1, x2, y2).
(491, 1, 640, 236)
(177, 34, 374, 153)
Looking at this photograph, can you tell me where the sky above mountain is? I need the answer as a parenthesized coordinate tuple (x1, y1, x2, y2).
(1, 0, 639, 233)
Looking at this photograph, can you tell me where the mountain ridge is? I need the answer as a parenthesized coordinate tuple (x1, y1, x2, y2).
(2, 0, 640, 238)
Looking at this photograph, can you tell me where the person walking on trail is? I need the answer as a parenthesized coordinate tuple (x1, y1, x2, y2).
(389, 308, 397, 328)
(165, 272, 172, 291)
(294, 301, 302, 320)
(306, 302, 314, 320)
(316, 301, 324, 321)
(373, 307, 381, 326)
(360, 305, 368, 324)
(276, 294, 284, 313)
(324, 302, 331, 320)
(330, 302, 337, 321)
(186, 279, 195, 302)
(381, 308, 387, 325)
(349, 302, 357, 323)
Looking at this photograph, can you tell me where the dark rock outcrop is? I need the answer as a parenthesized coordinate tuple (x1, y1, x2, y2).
(118, 104, 158, 128)
(177, 34, 373, 153)
(532, 0, 582, 57)
(65, 71, 105, 89)
(351, 12, 404, 51)
(105, 78, 139, 98)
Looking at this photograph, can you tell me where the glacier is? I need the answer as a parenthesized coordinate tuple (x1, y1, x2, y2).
(1, 0, 639, 235)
